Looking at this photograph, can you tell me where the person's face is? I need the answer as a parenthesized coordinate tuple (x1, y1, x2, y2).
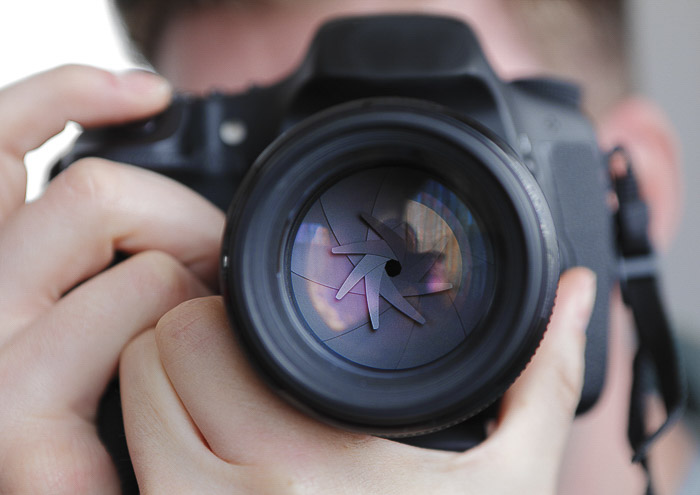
(155, 0, 545, 94)
(154, 0, 681, 257)
(152, 3, 687, 494)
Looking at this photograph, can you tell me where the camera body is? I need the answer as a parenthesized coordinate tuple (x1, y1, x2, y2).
(55, 16, 615, 438)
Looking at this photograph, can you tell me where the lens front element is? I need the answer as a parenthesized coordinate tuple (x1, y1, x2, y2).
(291, 167, 494, 370)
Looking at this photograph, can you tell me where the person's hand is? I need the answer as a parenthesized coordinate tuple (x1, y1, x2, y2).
(0, 65, 225, 494)
(120, 267, 596, 494)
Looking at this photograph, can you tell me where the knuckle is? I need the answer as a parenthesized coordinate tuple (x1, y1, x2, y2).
(121, 336, 165, 419)
(547, 346, 585, 409)
(129, 250, 195, 303)
(122, 328, 156, 371)
(0, 151, 27, 210)
(56, 157, 118, 207)
(0, 365, 19, 426)
(239, 466, 311, 495)
(120, 333, 162, 420)
(1, 435, 113, 495)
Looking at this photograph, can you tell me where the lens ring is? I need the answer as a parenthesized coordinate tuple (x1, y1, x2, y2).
(222, 98, 559, 434)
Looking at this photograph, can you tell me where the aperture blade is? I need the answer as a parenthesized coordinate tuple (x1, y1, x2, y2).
(336, 254, 388, 300)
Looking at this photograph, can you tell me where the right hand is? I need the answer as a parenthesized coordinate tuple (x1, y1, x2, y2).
(0, 65, 225, 494)
(119, 267, 596, 494)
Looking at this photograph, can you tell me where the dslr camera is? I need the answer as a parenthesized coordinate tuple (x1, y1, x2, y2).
(57, 15, 642, 448)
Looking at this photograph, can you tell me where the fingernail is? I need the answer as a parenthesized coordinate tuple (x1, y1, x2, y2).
(574, 269, 597, 329)
(118, 70, 171, 97)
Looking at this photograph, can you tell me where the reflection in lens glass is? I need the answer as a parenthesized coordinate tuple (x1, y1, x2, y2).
(290, 167, 495, 370)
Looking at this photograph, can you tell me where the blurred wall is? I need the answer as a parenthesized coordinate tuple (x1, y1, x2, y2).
(629, 0, 700, 339)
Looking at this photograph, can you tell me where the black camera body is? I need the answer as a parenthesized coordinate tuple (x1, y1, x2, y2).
(55, 16, 615, 440)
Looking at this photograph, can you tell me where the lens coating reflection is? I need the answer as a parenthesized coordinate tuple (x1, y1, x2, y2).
(290, 167, 494, 370)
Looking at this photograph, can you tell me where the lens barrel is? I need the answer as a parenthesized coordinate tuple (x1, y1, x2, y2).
(221, 98, 559, 436)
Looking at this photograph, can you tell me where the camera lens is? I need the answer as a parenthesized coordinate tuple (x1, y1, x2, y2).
(222, 98, 558, 435)
(290, 167, 495, 370)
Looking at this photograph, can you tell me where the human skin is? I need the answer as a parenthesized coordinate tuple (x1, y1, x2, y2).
(142, 0, 692, 493)
(0, 0, 690, 494)
(0, 68, 225, 493)
(107, 1, 693, 494)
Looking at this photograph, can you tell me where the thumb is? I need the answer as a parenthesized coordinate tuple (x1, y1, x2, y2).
(490, 268, 596, 480)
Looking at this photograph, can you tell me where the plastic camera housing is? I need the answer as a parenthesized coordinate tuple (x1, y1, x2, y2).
(54, 15, 616, 440)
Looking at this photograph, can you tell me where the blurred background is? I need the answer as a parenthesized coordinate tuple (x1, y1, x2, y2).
(629, 1, 700, 342)
(0, 0, 698, 337)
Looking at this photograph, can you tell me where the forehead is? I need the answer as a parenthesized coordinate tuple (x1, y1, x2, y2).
(155, 0, 544, 94)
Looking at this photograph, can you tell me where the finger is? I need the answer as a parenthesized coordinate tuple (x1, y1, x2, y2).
(153, 297, 473, 494)
(154, 297, 355, 464)
(156, 297, 460, 493)
(120, 330, 237, 493)
(0, 151, 27, 223)
(0, 65, 171, 159)
(1, 250, 211, 416)
(488, 268, 596, 472)
(0, 422, 121, 495)
(0, 65, 171, 221)
(0, 158, 224, 335)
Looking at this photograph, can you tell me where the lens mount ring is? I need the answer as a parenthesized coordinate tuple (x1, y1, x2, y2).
(222, 98, 559, 435)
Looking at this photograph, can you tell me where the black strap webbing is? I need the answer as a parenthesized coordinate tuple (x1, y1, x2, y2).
(625, 276, 686, 462)
(625, 276, 686, 495)
(613, 147, 686, 494)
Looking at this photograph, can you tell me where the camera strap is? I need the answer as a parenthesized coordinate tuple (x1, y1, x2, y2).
(611, 147, 687, 494)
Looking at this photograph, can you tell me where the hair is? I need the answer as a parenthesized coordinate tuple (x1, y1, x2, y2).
(112, 0, 629, 116)
(507, 0, 630, 116)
